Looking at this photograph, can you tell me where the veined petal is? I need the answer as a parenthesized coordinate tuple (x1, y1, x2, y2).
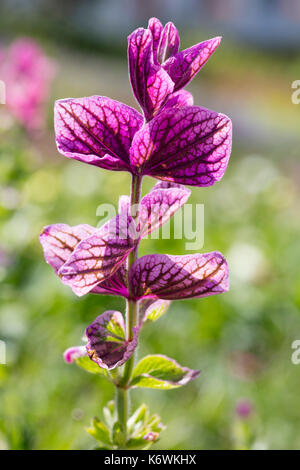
(58, 215, 136, 296)
(160, 90, 194, 112)
(150, 181, 187, 191)
(86, 311, 139, 369)
(55, 96, 143, 171)
(163, 36, 221, 91)
(138, 184, 190, 238)
(129, 252, 229, 300)
(39, 223, 95, 273)
(157, 22, 180, 64)
(40, 222, 129, 298)
(130, 105, 232, 187)
(91, 264, 129, 298)
(148, 17, 163, 64)
(128, 28, 174, 121)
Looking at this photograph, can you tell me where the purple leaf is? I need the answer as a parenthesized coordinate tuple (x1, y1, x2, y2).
(150, 181, 187, 191)
(39, 223, 95, 273)
(160, 90, 194, 112)
(163, 36, 221, 91)
(129, 252, 229, 300)
(128, 28, 174, 121)
(138, 184, 190, 238)
(148, 17, 163, 64)
(55, 96, 143, 172)
(86, 311, 139, 369)
(58, 215, 136, 296)
(157, 22, 180, 64)
(40, 222, 129, 298)
(91, 264, 129, 298)
(130, 105, 232, 187)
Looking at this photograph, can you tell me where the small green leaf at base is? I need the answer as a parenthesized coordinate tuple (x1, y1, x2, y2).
(86, 417, 112, 447)
(130, 354, 200, 389)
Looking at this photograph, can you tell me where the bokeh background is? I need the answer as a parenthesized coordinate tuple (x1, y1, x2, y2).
(0, 0, 300, 450)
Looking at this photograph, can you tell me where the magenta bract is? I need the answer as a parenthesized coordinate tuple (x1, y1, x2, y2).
(54, 18, 231, 188)
(55, 96, 143, 172)
(86, 311, 139, 369)
(129, 252, 229, 301)
(128, 28, 174, 121)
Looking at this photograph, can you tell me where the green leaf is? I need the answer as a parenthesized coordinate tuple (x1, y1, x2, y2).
(125, 404, 165, 449)
(75, 355, 110, 379)
(126, 437, 152, 450)
(86, 417, 112, 446)
(130, 354, 200, 390)
(103, 400, 116, 428)
(112, 421, 125, 448)
(106, 314, 125, 341)
(127, 403, 149, 434)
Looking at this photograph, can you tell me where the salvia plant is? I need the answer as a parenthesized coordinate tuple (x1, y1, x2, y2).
(39, 18, 232, 450)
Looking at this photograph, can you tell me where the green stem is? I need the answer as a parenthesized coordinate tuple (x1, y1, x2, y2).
(115, 387, 128, 446)
(116, 173, 142, 446)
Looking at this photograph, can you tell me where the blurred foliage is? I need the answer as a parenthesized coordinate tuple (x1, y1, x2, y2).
(0, 25, 300, 450)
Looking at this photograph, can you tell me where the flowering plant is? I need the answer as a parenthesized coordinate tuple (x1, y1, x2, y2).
(40, 18, 232, 449)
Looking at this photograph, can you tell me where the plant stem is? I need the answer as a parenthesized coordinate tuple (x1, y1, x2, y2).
(116, 173, 142, 445)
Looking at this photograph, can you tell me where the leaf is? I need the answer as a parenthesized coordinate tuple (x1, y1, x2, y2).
(112, 421, 125, 447)
(127, 403, 149, 434)
(103, 400, 116, 428)
(157, 21, 179, 63)
(148, 17, 163, 64)
(129, 252, 229, 301)
(128, 28, 174, 120)
(130, 105, 232, 187)
(39, 223, 95, 273)
(86, 417, 112, 447)
(58, 215, 136, 296)
(55, 95, 143, 171)
(163, 37, 221, 91)
(130, 355, 200, 390)
(160, 90, 194, 112)
(86, 311, 139, 370)
(126, 403, 165, 449)
(40, 223, 129, 298)
(75, 355, 110, 379)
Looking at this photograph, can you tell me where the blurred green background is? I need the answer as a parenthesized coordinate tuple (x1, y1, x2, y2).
(0, 0, 300, 450)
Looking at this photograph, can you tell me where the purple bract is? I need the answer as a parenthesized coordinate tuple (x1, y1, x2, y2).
(40, 17, 232, 381)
